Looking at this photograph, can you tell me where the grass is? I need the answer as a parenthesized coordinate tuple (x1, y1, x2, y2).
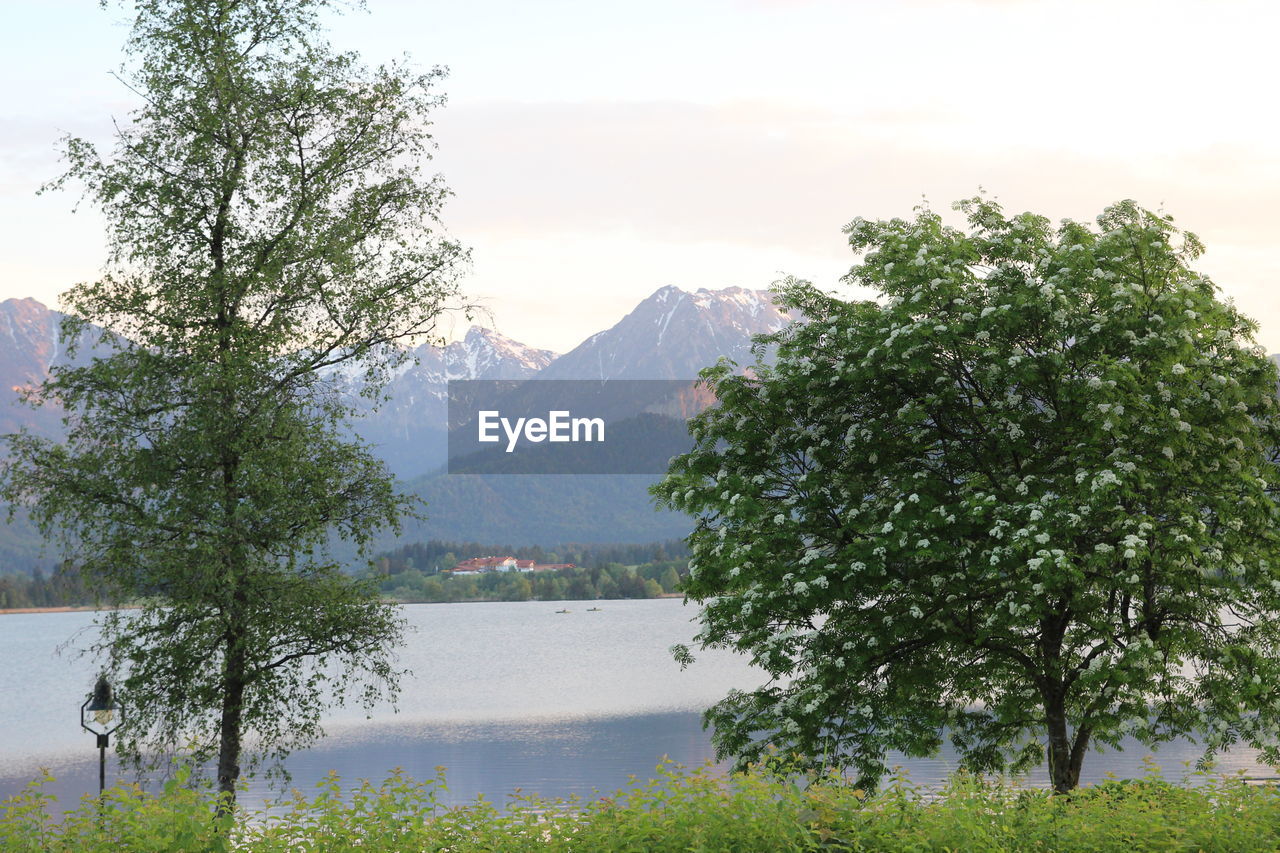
(5, 760, 1280, 851)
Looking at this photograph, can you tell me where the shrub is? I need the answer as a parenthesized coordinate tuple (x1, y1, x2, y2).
(8, 761, 1280, 851)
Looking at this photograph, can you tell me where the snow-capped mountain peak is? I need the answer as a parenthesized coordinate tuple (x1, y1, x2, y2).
(413, 326, 557, 383)
(539, 285, 790, 380)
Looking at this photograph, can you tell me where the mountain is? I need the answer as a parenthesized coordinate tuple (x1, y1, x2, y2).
(389, 285, 792, 547)
(0, 298, 123, 437)
(349, 327, 557, 479)
(0, 286, 790, 570)
(0, 286, 780, 473)
(540, 285, 790, 380)
(348, 285, 787, 476)
(0, 299, 120, 573)
(393, 473, 691, 546)
(0, 299, 78, 437)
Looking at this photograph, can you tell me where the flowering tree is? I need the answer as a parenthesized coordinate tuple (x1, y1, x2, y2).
(654, 198, 1280, 792)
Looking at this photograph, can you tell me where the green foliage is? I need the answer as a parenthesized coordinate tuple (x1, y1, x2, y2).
(658, 565, 682, 593)
(365, 539, 688, 602)
(0, 0, 467, 801)
(375, 538, 688, 575)
(655, 197, 1280, 792)
(11, 764, 1280, 851)
(0, 766, 234, 853)
(0, 563, 95, 610)
(375, 564, 672, 603)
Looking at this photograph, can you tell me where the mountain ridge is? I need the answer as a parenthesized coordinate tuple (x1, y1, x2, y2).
(0, 285, 789, 570)
(540, 285, 788, 380)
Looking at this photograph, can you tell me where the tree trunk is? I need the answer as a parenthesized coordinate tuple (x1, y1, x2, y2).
(1068, 725, 1092, 790)
(216, 626, 247, 810)
(1044, 689, 1081, 793)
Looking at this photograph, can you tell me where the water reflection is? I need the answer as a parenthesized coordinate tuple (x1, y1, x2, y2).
(265, 712, 725, 808)
(1, 600, 1276, 812)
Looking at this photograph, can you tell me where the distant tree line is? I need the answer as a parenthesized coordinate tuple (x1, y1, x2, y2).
(362, 538, 690, 603)
(367, 561, 687, 603)
(370, 539, 690, 576)
(0, 541, 692, 609)
(0, 564, 95, 610)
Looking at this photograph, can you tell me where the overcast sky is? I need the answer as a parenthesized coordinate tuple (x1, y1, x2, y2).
(2, 0, 1277, 354)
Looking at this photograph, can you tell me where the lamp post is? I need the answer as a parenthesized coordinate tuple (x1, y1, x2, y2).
(80, 674, 124, 797)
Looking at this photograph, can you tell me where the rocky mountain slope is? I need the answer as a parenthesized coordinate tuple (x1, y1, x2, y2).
(0, 286, 790, 568)
(349, 326, 557, 478)
(540, 285, 789, 380)
(0, 298, 88, 437)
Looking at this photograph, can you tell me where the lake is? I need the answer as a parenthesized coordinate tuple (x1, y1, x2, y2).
(0, 599, 1273, 811)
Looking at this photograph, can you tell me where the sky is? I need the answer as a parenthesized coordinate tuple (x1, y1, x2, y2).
(2, 0, 1278, 354)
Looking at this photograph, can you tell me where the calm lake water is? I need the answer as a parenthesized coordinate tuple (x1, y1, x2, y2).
(1, 599, 1274, 811)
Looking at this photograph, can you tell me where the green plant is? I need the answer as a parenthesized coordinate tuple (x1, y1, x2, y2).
(655, 196, 1280, 792)
(10, 762, 1280, 851)
(1, 0, 468, 806)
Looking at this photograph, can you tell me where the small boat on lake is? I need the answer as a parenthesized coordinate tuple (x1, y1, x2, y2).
(555, 608, 570, 614)
(587, 607, 602, 612)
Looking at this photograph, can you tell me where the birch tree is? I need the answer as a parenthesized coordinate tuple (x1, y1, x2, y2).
(2, 0, 467, 804)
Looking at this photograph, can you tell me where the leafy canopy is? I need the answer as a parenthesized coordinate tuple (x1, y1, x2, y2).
(1, 0, 468, 795)
(655, 197, 1280, 791)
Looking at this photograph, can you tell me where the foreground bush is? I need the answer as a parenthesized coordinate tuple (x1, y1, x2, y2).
(6, 762, 1280, 851)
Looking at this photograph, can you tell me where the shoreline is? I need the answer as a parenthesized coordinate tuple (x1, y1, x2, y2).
(385, 593, 685, 605)
(0, 604, 137, 616)
(1, 595, 686, 616)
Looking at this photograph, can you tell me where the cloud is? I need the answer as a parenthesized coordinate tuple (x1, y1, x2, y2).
(6, 93, 1279, 354)
(433, 98, 1280, 250)
(428, 97, 1280, 350)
